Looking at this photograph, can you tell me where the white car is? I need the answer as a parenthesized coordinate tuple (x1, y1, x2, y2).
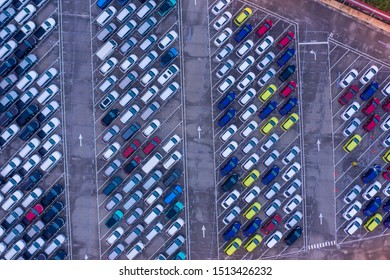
(216, 59, 234, 78)
(213, 11, 232, 30)
(0, 0, 12, 10)
(380, 115, 390, 131)
(119, 54, 138, 73)
(145, 186, 163, 205)
(120, 105, 140, 124)
(37, 84, 59, 105)
(96, 6, 117, 27)
(142, 119, 160, 138)
(264, 182, 281, 200)
(240, 120, 258, 138)
(264, 199, 281, 216)
(4, 240, 26, 260)
(166, 217, 184, 236)
(40, 151, 62, 172)
(383, 183, 390, 196)
(237, 72, 255, 91)
(20, 154, 41, 176)
(162, 134, 181, 154)
(25, 237, 45, 258)
(37, 67, 58, 88)
(14, 21, 35, 43)
(102, 142, 121, 161)
(157, 64, 179, 86)
(238, 88, 256, 106)
(255, 36, 274, 55)
(38, 117, 61, 139)
(282, 146, 300, 165)
(283, 179, 302, 198)
(218, 75, 235, 93)
(163, 151, 182, 170)
(343, 184, 362, 204)
(236, 39, 253, 57)
(339, 69, 358, 88)
(100, 57, 118, 75)
(21, 187, 43, 208)
(343, 118, 361, 137)
(257, 52, 275, 70)
(216, 43, 233, 62)
(257, 67, 276, 87)
(221, 189, 240, 209)
(382, 81, 390, 96)
(0, 40, 17, 61)
(222, 206, 240, 225)
(263, 150, 279, 167)
(242, 137, 258, 154)
(220, 124, 237, 142)
(106, 226, 124, 245)
(341, 101, 360, 121)
(282, 162, 301, 181)
(344, 217, 362, 236)
(211, 0, 231, 15)
(39, 134, 61, 156)
(0, 174, 22, 194)
(239, 104, 257, 122)
(242, 153, 260, 171)
(158, 30, 178, 50)
(382, 134, 390, 147)
(14, 4, 36, 25)
(0, 124, 20, 146)
(359, 65, 378, 85)
(242, 185, 260, 203)
(16, 70, 38, 91)
(159, 82, 180, 101)
(0, 157, 22, 177)
(362, 181, 382, 200)
(342, 200, 362, 220)
(214, 28, 232, 47)
(261, 133, 279, 152)
(140, 68, 159, 86)
(1, 190, 23, 211)
(220, 141, 238, 158)
(284, 211, 303, 230)
(237, 55, 255, 74)
(283, 194, 302, 213)
(265, 230, 282, 248)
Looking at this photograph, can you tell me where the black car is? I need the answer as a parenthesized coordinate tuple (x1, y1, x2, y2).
(41, 184, 63, 206)
(163, 168, 182, 187)
(52, 250, 67, 260)
(19, 120, 40, 141)
(16, 103, 39, 126)
(42, 217, 65, 240)
(160, 47, 179, 67)
(0, 56, 17, 76)
(0, 7, 16, 29)
(101, 108, 119, 126)
(123, 157, 140, 174)
(42, 201, 64, 223)
(14, 54, 38, 76)
(221, 173, 239, 192)
(32, 0, 48, 6)
(13, 0, 30, 9)
(0, 105, 18, 127)
(15, 37, 37, 59)
(22, 170, 43, 190)
(284, 226, 302, 245)
(33, 253, 47, 260)
(279, 64, 296, 82)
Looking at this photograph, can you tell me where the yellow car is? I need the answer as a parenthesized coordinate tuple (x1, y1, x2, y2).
(382, 150, 390, 163)
(224, 237, 242, 256)
(343, 134, 361, 153)
(258, 84, 277, 102)
(244, 234, 263, 252)
(234, 7, 252, 26)
(260, 117, 278, 135)
(364, 213, 382, 232)
(242, 169, 260, 187)
(243, 202, 261, 220)
(281, 113, 299, 131)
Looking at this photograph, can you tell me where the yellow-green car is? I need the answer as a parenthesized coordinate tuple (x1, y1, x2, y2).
(258, 84, 277, 102)
(364, 213, 382, 232)
(281, 113, 299, 131)
(234, 7, 252, 26)
(382, 150, 390, 163)
(242, 169, 260, 187)
(343, 134, 361, 153)
(260, 117, 278, 135)
(243, 202, 261, 220)
(244, 234, 263, 252)
(224, 237, 242, 256)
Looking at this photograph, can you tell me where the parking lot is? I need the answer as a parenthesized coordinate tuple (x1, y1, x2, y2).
(0, 0, 70, 260)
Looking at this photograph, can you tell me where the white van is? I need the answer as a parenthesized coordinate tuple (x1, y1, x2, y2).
(158, 30, 178, 50)
(96, 39, 117, 61)
(136, 0, 156, 20)
(159, 82, 179, 101)
(162, 134, 181, 153)
(119, 88, 139, 107)
(40, 151, 62, 172)
(140, 85, 159, 104)
(116, 3, 136, 23)
(141, 152, 162, 174)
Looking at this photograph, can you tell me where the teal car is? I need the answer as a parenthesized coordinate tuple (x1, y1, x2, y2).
(158, 0, 177, 17)
(173, 251, 186, 260)
(165, 201, 183, 219)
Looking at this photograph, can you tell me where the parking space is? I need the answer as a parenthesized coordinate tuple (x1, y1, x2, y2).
(0, 0, 69, 260)
(208, 0, 305, 259)
(89, 0, 187, 260)
(328, 38, 390, 245)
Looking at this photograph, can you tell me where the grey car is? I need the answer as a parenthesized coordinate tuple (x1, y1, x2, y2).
(119, 37, 137, 55)
(102, 125, 119, 143)
(3, 223, 24, 245)
(124, 224, 144, 245)
(119, 70, 138, 90)
(143, 170, 162, 190)
(2, 207, 24, 229)
(165, 234, 185, 257)
(125, 207, 143, 226)
(23, 220, 45, 242)
(0, 90, 18, 112)
(97, 23, 117, 42)
(0, 73, 17, 95)
(103, 159, 122, 177)
(107, 243, 125, 260)
(122, 173, 142, 193)
(14, 54, 38, 76)
(140, 101, 160, 121)
(105, 193, 123, 211)
(123, 190, 142, 211)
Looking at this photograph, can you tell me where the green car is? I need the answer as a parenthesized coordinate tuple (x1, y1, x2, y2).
(158, 0, 177, 17)
(165, 201, 183, 219)
(105, 210, 123, 228)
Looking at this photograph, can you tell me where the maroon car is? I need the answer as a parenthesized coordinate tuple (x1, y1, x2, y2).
(280, 81, 296, 98)
(260, 213, 282, 235)
(142, 136, 161, 155)
(382, 98, 390, 112)
(277, 31, 294, 49)
(363, 114, 380, 132)
(383, 166, 390, 181)
(338, 85, 358, 105)
(362, 98, 380, 115)
(257, 19, 272, 37)
(122, 140, 140, 158)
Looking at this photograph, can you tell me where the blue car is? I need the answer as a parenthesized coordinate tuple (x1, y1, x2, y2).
(223, 221, 241, 241)
(218, 92, 236, 111)
(218, 108, 235, 127)
(234, 24, 252, 43)
(362, 164, 381, 184)
(221, 156, 238, 176)
(277, 48, 295, 67)
(279, 97, 298, 116)
(259, 101, 277, 120)
(160, 47, 179, 67)
(360, 82, 379, 101)
(117, 0, 130, 5)
(363, 197, 381, 216)
(261, 165, 279, 185)
(97, 0, 113, 9)
(243, 217, 262, 237)
(164, 184, 183, 204)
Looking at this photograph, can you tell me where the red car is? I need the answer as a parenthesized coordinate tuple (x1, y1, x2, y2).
(362, 98, 380, 115)
(382, 98, 390, 112)
(383, 166, 390, 180)
(122, 140, 140, 158)
(363, 114, 380, 132)
(280, 81, 296, 98)
(22, 204, 44, 225)
(277, 31, 294, 49)
(257, 19, 272, 37)
(142, 136, 161, 155)
(260, 213, 282, 235)
(338, 85, 358, 105)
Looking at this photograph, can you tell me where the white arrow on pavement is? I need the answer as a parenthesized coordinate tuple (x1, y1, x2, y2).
(316, 139, 321, 152)
(79, 134, 83, 147)
(84, 254, 88, 260)
(201, 225, 205, 238)
(319, 213, 323, 225)
(197, 126, 201, 139)
(309, 50, 317, 60)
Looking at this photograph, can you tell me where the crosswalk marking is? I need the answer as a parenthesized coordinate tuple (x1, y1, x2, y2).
(308, 240, 336, 250)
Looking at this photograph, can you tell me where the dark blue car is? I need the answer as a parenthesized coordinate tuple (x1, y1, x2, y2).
(117, 0, 130, 5)
(218, 92, 236, 110)
(261, 165, 279, 185)
(363, 197, 381, 216)
(383, 200, 390, 212)
(360, 82, 379, 101)
(160, 47, 179, 67)
(223, 221, 241, 241)
(284, 226, 302, 245)
(97, 0, 113, 9)
(221, 156, 238, 176)
(234, 24, 252, 43)
(277, 48, 295, 67)
(279, 97, 298, 116)
(0, 57, 17, 77)
(259, 101, 277, 120)
(362, 164, 381, 184)
(243, 217, 262, 237)
(218, 108, 235, 127)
